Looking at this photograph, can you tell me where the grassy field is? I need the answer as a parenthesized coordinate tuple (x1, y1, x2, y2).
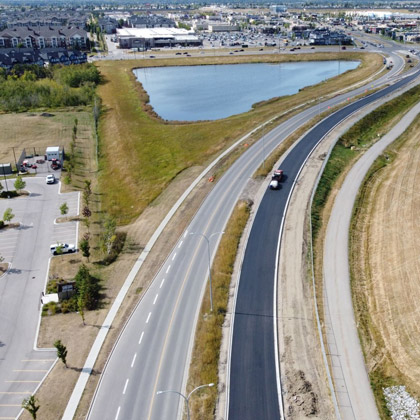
(95, 52, 382, 224)
(0, 109, 94, 165)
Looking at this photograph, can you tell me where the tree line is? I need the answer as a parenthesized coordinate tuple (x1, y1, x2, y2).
(0, 63, 101, 112)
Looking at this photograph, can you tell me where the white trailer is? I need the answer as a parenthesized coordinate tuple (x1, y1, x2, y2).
(46, 146, 60, 161)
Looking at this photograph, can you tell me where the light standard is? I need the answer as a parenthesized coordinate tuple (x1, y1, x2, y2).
(190, 231, 224, 312)
(157, 383, 214, 420)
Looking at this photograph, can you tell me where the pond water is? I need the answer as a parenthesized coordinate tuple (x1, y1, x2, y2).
(134, 61, 359, 121)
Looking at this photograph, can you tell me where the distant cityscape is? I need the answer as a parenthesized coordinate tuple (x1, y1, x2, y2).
(1, 1, 420, 68)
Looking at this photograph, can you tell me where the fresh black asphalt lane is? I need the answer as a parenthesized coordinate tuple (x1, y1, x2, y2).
(228, 69, 420, 420)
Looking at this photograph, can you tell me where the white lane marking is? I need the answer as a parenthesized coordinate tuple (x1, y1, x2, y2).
(123, 379, 129, 395)
(160, 278, 165, 289)
(146, 312, 151, 324)
(178, 240, 183, 249)
(115, 407, 121, 420)
(166, 265, 171, 274)
(153, 294, 158, 305)
(138, 332, 144, 344)
(131, 353, 137, 368)
(172, 253, 176, 261)
(183, 230, 188, 238)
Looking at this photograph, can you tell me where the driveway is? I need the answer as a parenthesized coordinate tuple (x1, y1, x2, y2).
(0, 177, 78, 420)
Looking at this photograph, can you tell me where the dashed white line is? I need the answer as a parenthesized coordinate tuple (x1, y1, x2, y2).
(172, 253, 176, 261)
(183, 230, 188, 238)
(115, 406, 121, 420)
(146, 312, 151, 324)
(166, 265, 171, 274)
(138, 332, 144, 344)
(160, 278, 165, 288)
(153, 294, 158, 305)
(131, 353, 137, 368)
(178, 240, 183, 249)
(123, 379, 129, 395)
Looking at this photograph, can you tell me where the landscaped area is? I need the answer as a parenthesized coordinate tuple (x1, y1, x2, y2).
(95, 52, 382, 224)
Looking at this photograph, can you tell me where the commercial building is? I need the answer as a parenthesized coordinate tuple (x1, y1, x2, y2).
(116, 27, 201, 50)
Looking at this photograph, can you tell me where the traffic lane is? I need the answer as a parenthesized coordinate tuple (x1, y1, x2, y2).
(228, 69, 420, 418)
(87, 58, 412, 420)
(88, 234, 196, 420)
(89, 139, 266, 420)
(229, 187, 285, 420)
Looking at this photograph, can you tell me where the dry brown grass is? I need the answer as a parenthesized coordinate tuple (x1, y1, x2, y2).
(0, 109, 93, 165)
(350, 117, 420, 417)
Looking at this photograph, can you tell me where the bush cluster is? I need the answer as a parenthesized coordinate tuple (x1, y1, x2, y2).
(0, 63, 100, 112)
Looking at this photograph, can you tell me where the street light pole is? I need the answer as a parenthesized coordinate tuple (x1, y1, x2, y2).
(190, 231, 224, 312)
(157, 383, 214, 420)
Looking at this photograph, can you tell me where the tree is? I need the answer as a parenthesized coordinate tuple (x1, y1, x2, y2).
(3, 208, 14, 224)
(54, 339, 67, 367)
(83, 180, 92, 207)
(80, 237, 90, 261)
(101, 216, 116, 255)
(14, 176, 26, 193)
(22, 395, 40, 419)
(60, 202, 68, 215)
(55, 244, 63, 255)
(82, 206, 91, 219)
(77, 291, 86, 325)
(74, 265, 100, 310)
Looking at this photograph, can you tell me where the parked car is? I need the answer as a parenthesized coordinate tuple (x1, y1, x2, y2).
(50, 243, 76, 255)
(46, 174, 55, 184)
(51, 158, 60, 170)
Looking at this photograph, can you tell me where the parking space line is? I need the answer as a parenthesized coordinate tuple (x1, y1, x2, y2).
(13, 370, 48, 372)
(0, 392, 31, 395)
(5, 381, 40, 383)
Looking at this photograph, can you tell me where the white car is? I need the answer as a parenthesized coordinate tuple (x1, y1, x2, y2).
(50, 243, 76, 255)
(46, 174, 55, 184)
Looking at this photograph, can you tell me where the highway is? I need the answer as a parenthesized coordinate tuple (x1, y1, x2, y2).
(86, 49, 416, 420)
(227, 65, 420, 419)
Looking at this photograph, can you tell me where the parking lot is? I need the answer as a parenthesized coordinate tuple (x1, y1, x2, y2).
(0, 175, 79, 420)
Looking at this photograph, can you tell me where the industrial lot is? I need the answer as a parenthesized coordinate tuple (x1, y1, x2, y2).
(2, 1, 420, 420)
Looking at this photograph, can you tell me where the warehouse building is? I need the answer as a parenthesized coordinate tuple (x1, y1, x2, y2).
(116, 27, 201, 50)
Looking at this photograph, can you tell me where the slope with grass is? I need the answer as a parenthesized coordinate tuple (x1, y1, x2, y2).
(95, 52, 382, 224)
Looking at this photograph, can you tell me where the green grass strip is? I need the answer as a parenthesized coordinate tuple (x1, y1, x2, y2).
(311, 83, 420, 240)
(187, 200, 251, 420)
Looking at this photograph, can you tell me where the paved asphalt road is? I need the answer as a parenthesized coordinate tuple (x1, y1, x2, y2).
(228, 66, 420, 419)
(0, 177, 78, 420)
(324, 100, 420, 420)
(87, 50, 413, 420)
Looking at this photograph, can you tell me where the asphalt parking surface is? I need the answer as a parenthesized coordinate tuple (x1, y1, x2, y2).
(0, 176, 79, 420)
